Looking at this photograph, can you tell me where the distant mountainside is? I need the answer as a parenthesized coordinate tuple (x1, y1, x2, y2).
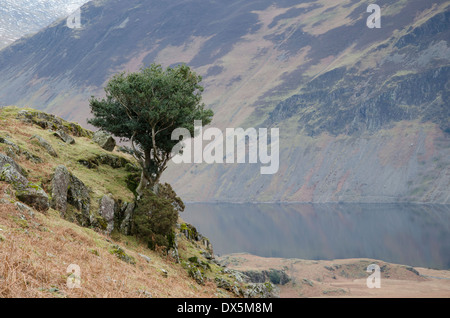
(0, 0, 448, 203)
(0, 0, 88, 49)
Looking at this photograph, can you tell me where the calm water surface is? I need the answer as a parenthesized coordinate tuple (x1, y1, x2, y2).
(182, 203, 450, 269)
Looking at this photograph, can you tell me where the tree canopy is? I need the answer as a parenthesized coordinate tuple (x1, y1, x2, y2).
(88, 63, 213, 194)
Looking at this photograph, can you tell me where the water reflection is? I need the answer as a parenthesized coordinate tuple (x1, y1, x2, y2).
(182, 203, 450, 269)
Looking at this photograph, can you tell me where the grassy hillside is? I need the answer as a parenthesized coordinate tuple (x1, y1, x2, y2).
(0, 106, 269, 298)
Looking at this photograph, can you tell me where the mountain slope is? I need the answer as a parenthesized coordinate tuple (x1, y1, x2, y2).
(0, 0, 448, 203)
(0, 0, 88, 49)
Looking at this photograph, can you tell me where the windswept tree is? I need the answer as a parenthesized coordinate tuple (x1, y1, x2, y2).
(88, 63, 213, 195)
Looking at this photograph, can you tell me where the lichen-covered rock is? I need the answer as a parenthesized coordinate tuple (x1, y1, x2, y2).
(53, 130, 75, 144)
(242, 282, 278, 298)
(109, 244, 135, 264)
(50, 165, 70, 213)
(49, 165, 91, 225)
(188, 267, 204, 285)
(0, 153, 49, 211)
(78, 154, 129, 169)
(16, 184, 49, 212)
(31, 135, 58, 157)
(17, 109, 92, 138)
(0, 162, 28, 189)
(93, 131, 116, 151)
(98, 195, 115, 234)
(67, 173, 91, 226)
(0, 153, 27, 176)
(119, 202, 135, 235)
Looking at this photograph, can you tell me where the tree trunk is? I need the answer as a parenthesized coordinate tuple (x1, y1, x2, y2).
(136, 170, 150, 198)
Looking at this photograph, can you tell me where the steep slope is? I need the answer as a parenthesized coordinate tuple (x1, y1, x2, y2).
(0, 0, 88, 49)
(0, 0, 448, 203)
(0, 106, 275, 298)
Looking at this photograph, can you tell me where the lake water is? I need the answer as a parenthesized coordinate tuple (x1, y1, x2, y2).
(182, 203, 450, 270)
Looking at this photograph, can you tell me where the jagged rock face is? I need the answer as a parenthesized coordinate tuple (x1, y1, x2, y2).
(92, 131, 116, 152)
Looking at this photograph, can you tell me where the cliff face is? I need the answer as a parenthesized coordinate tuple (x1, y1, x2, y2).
(0, 0, 448, 203)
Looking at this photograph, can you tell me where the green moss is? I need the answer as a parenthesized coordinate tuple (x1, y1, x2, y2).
(109, 244, 136, 265)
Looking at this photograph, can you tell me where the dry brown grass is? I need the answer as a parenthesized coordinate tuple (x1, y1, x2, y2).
(0, 184, 230, 298)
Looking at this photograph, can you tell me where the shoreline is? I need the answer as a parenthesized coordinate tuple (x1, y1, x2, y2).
(218, 253, 450, 298)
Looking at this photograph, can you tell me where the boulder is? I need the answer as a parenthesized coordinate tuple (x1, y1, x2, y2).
(93, 131, 116, 151)
(50, 165, 70, 213)
(49, 165, 91, 226)
(31, 135, 58, 157)
(53, 130, 75, 144)
(98, 195, 116, 234)
(15, 185, 49, 212)
(0, 161, 28, 189)
(0, 153, 27, 176)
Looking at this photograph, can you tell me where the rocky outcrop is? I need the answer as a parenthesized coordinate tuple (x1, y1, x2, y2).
(93, 131, 116, 151)
(78, 154, 131, 169)
(16, 110, 92, 138)
(1, 136, 43, 163)
(0, 153, 49, 212)
(53, 130, 75, 144)
(241, 269, 290, 285)
(50, 165, 136, 234)
(50, 165, 91, 226)
(180, 222, 214, 257)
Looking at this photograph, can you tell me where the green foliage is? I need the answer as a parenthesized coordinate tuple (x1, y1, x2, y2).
(88, 63, 214, 190)
(125, 172, 140, 196)
(132, 183, 184, 250)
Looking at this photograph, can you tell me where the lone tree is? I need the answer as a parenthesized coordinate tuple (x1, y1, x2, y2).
(88, 63, 213, 195)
